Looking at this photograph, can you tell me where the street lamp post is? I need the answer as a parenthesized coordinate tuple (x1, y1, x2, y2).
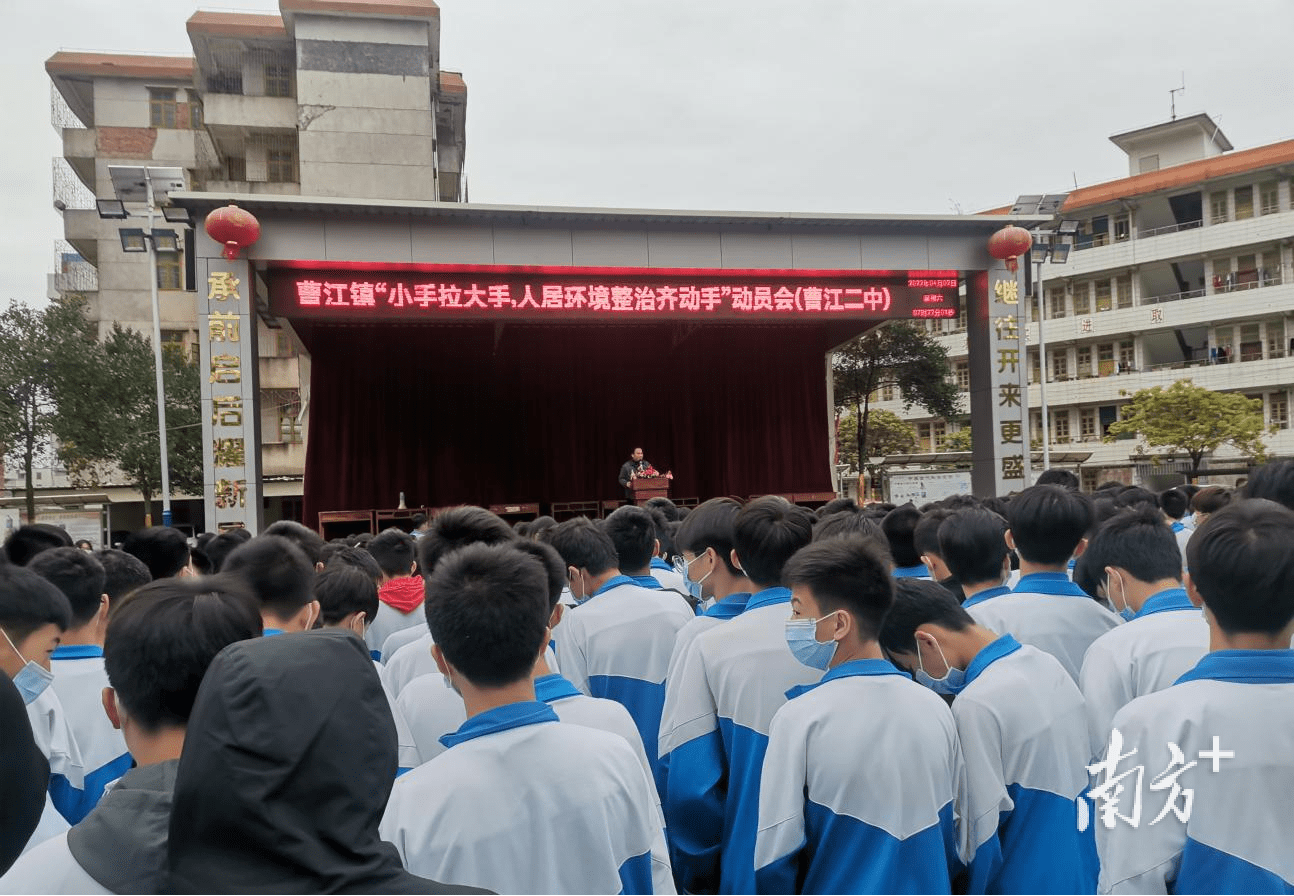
(1029, 222, 1076, 476)
(99, 166, 188, 527)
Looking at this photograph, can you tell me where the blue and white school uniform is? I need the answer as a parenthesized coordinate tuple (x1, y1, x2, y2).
(394, 672, 466, 764)
(892, 563, 932, 579)
(1098, 651, 1294, 894)
(1078, 588, 1208, 760)
(553, 576, 693, 793)
(962, 584, 1012, 610)
(26, 687, 85, 825)
(373, 660, 422, 773)
(380, 621, 428, 664)
(954, 636, 1096, 894)
(381, 701, 675, 894)
(967, 572, 1120, 682)
(754, 659, 961, 894)
(649, 558, 689, 596)
(49, 646, 130, 820)
(656, 587, 819, 894)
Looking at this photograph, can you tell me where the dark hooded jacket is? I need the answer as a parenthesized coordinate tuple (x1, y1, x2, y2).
(164, 630, 484, 894)
(0, 672, 48, 875)
(66, 758, 179, 892)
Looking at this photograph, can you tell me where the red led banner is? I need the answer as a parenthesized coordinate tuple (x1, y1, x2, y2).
(269, 267, 960, 322)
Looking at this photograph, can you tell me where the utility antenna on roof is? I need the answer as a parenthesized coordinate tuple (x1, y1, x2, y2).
(1170, 73, 1186, 121)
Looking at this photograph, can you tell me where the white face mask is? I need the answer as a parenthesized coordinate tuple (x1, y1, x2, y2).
(1106, 569, 1135, 621)
(2, 628, 54, 705)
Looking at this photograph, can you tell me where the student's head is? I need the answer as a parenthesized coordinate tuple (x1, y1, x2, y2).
(938, 508, 1010, 587)
(1114, 486, 1160, 513)
(510, 539, 567, 621)
(913, 508, 953, 580)
(645, 496, 680, 523)
(878, 578, 977, 677)
(732, 496, 815, 589)
(203, 528, 251, 574)
(409, 512, 428, 531)
(1190, 486, 1232, 526)
(323, 545, 383, 584)
(782, 535, 893, 665)
(367, 528, 417, 580)
(75, 539, 94, 552)
(0, 565, 72, 681)
(26, 547, 107, 630)
(121, 527, 193, 580)
(528, 515, 557, 541)
(103, 577, 261, 738)
(1186, 500, 1294, 638)
(602, 505, 657, 573)
(1006, 485, 1094, 566)
(262, 520, 326, 568)
(222, 535, 318, 631)
(1245, 459, 1294, 511)
(425, 543, 550, 690)
(543, 517, 619, 602)
(812, 509, 886, 550)
(1160, 488, 1189, 521)
(880, 503, 923, 568)
(314, 564, 379, 637)
(1087, 507, 1183, 588)
(4, 524, 74, 566)
(816, 497, 859, 519)
(94, 549, 152, 604)
(1036, 468, 1080, 490)
(416, 506, 515, 575)
(675, 498, 745, 585)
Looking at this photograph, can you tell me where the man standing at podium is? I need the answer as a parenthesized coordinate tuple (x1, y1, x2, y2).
(619, 447, 650, 501)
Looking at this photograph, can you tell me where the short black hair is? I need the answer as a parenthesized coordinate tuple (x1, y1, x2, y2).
(782, 535, 893, 642)
(1006, 485, 1094, 566)
(1191, 486, 1232, 514)
(26, 547, 106, 628)
(1114, 486, 1160, 512)
(913, 508, 953, 560)
(204, 529, 251, 574)
(938, 508, 1009, 587)
(543, 516, 619, 575)
(602, 505, 657, 572)
(732, 496, 815, 588)
(878, 578, 976, 658)
(0, 564, 73, 642)
(324, 545, 383, 583)
(121, 527, 191, 580)
(676, 498, 744, 576)
(1160, 488, 1189, 520)
(880, 504, 924, 568)
(1036, 468, 1080, 490)
(645, 497, 680, 522)
(410, 513, 427, 528)
(222, 535, 315, 619)
(262, 521, 325, 566)
(104, 576, 261, 731)
(5, 524, 74, 566)
(424, 543, 551, 688)
(314, 564, 380, 626)
(528, 516, 557, 541)
(1086, 507, 1183, 585)
(1244, 459, 1294, 511)
(812, 511, 887, 554)
(1187, 500, 1294, 635)
(816, 497, 859, 519)
(510, 540, 567, 612)
(367, 528, 416, 578)
(94, 549, 152, 605)
(416, 506, 516, 575)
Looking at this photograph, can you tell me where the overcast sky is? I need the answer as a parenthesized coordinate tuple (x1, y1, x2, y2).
(4, 0, 1292, 305)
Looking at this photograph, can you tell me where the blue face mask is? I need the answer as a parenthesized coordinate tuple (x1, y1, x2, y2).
(914, 636, 966, 696)
(675, 552, 712, 603)
(784, 616, 839, 671)
(2, 628, 54, 705)
(1106, 571, 1137, 622)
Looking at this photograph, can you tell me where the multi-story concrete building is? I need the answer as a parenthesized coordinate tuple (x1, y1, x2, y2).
(882, 114, 1294, 491)
(45, 0, 466, 529)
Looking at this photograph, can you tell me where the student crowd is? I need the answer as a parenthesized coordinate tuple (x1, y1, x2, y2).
(2, 458, 1293, 894)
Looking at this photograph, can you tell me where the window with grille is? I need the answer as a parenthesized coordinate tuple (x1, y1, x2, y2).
(149, 88, 177, 128)
(1209, 192, 1229, 224)
(1260, 182, 1279, 215)
(156, 253, 182, 290)
(264, 63, 293, 98)
(1272, 393, 1289, 430)
(267, 147, 296, 183)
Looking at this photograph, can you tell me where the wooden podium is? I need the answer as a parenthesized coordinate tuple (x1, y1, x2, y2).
(629, 477, 670, 506)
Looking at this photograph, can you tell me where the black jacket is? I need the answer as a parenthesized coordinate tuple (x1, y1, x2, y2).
(165, 630, 486, 894)
(0, 673, 48, 875)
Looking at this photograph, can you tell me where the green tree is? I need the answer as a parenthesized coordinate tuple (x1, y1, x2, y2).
(832, 322, 961, 470)
(944, 427, 973, 452)
(55, 325, 203, 519)
(1105, 379, 1270, 478)
(0, 297, 99, 522)
(836, 409, 917, 469)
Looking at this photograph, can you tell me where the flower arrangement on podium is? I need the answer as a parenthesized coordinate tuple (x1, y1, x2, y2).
(632, 465, 674, 481)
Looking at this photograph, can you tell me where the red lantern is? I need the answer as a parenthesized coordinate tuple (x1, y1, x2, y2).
(987, 225, 1033, 273)
(205, 203, 261, 261)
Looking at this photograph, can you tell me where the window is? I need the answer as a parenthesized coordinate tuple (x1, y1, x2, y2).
(1029, 350, 1041, 385)
(1214, 326, 1233, 363)
(1239, 322, 1262, 362)
(1115, 275, 1132, 309)
(915, 422, 932, 453)
(933, 422, 948, 452)
(189, 99, 203, 130)
(1234, 185, 1254, 220)
(1261, 250, 1281, 286)
(1260, 181, 1279, 215)
(1113, 214, 1131, 242)
(1118, 340, 1135, 371)
(1077, 346, 1093, 378)
(224, 156, 247, 182)
(279, 391, 303, 444)
(267, 147, 296, 183)
(1267, 320, 1287, 359)
(1053, 412, 1071, 444)
(1048, 286, 1066, 319)
(264, 63, 293, 98)
(149, 88, 177, 128)
(1097, 343, 1115, 376)
(1051, 350, 1069, 380)
(1091, 215, 1109, 248)
(1080, 408, 1097, 441)
(156, 252, 182, 290)
(1272, 392, 1290, 430)
(954, 361, 970, 390)
(1095, 280, 1112, 313)
(1236, 253, 1258, 289)
(1209, 191, 1228, 224)
(1073, 283, 1091, 315)
(275, 332, 297, 357)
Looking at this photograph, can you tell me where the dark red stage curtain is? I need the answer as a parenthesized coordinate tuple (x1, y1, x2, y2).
(300, 321, 837, 522)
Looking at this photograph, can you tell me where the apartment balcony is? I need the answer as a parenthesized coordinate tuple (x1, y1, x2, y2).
(202, 180, 301, 196)
(1056, 208, 1294, 278)
(62, 209, 100, 267)
(261, 440, 306, 479)
(201, 93, 297, 132)
(60, 128, 96, 189)
(1030, 354, 1293, 408)
(258, 356, 302, 391)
